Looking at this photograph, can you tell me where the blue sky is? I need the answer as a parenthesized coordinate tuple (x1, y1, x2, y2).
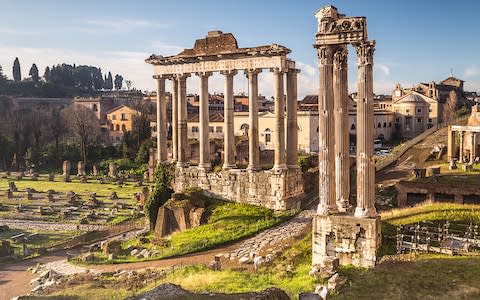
(1, 0, 479, 97)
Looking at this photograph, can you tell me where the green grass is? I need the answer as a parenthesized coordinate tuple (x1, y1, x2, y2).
(0, 228, 78, 255)
(75, 199, 296, 264)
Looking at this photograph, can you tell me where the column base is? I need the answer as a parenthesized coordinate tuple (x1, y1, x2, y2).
(316, 204, 338, 216)
(354, 206, 377, 218)
(312, 214, 381, 268)
(272, 164, 288, 173)
(222, 163, 237, 170)
(197, 163, 211, 172)
(247, 165, 261, 172)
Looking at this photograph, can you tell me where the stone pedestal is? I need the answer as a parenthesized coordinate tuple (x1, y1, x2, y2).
(312, 214, 381, 268)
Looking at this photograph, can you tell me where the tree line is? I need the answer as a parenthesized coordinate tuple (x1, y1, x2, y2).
(0, 57, 125, 97)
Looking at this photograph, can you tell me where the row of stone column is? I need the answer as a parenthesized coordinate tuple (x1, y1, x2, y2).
(316, 41, 377, 218)
(447, 128, 478, 163)
(155, 68, 299, 172)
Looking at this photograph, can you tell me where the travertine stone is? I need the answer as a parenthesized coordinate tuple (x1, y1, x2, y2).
(62, 161, 71, 182)
(459, 131, 464, 163)
(197, 71, 212, 171)
(221, 70, 237, 169)
(156, 78, 168, 162)
(272, 67, 287, 171)
(177, 74, 190, 166)
(354, 41, 377, 218)
(333, 45, 350, 211)
(447, 126, 456, 162)
(77, 161, 86, 177)
(171, 77, 179, 162)
(286, 69, 299, 168)
(316, 45, 336, 215)
(246, 69, 261, 171)
(108, 162, 118, 178)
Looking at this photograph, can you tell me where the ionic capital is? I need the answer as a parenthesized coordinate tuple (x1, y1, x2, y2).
(220, 69, 238, 77)
(270, 67, 285, 75)
(195, 71, 213, 78)
(244, 68, 262, 78)
(354, 40, 375, 66)
(333, 45, 348, 70)
(174, 73, 191, 80)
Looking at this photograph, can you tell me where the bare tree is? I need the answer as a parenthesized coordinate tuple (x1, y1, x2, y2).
(48, 108, 67, 157)
(63, 105, 101, 165)
(443, 90, 458, 123)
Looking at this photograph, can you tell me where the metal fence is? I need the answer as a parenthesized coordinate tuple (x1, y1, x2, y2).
(396, 221, 480, 255)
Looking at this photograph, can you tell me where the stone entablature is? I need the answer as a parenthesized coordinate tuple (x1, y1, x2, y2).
(174, 167, 304, 211)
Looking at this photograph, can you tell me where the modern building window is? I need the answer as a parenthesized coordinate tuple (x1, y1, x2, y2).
(428, 118, 432, 123)
(417, 118, 422, 123)
(209, 126, 214, 133)
(216, 126, 223, 133)
(417, 109, 421, 113)
(192, 126, 199, 133)
(112, 114, 116, 120)
(121, 113, 127, 121)
(115, 124, 120, 131)
(395, 118, 400, 123)
(405, 109, 410, 113)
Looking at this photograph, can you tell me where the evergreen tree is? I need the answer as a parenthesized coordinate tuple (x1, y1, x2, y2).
(44, 66, 51, 82)
(13, 57, 21, 82)
(107, 72, 113, 90)
(0, 65, 6, 84)
(29, 63, 39, 82)
(114, 74, 123, 90)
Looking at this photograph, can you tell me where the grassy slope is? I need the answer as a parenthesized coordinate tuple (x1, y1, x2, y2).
(75, 199, 295, 264)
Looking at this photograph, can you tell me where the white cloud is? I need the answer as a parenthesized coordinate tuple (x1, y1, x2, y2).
(80, 18, 176, 33)
(464, 66, 480, 79)
(375, 63, 390, 76)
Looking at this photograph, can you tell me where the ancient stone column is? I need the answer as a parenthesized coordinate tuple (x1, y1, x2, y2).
(273, 67, 287, 171)
(316, 45, 336, 215)
(177, 74, 190, 166)
(77, 161, 86, 176)
(286, 69, 299, 168)
(62, 160, 71, 182)
(459, 131, 464, 163)
(354, 41, 377, 218)
(221, 70, 237, 169)
(333, 45, 350, 211)
(156, 77, 168, 163)
(246, 69, 261, 171)
(473, 133, 477, 160)
(197, 72, 212, 171)
(447, 126, 456, 162)
(171, 77, 179, 162)
(470, 132, 475, 163)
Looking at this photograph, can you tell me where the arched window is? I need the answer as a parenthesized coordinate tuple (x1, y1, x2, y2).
(377, 122, 381, 128)
(264, 128, 271, 144)
(115, 124, 120, 131)
(121, 124, 126, 131)
(351, 123, 356, 130)
(383, 122, 387, 128)
(110, 124, 114, 131)
(92, 104, 98, 112)
(389, 122, 392, 127)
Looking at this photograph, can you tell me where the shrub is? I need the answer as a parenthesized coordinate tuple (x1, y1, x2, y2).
(144, 164, 173, 230)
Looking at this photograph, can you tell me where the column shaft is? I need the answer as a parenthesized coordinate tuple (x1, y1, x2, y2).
(447, 126, 456, 161)
(198, 72, 212, 170)
(316, 45, 336, 215)
(286, 69, 299, 168)
(246, 69, 261, 171)
(171, 78, 179, 162)
(222, 70, 237, 169)
(470, 132, 475, 162)
(459, 131, 464, 163)
(333, 46, 350, 211)
(156, 78, 167, 163)
(273, 68, 286, 170)
(177, 74, 189, 166)
(354, 41, 377, 218)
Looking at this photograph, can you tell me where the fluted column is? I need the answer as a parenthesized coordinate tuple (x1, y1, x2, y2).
(286, 69, 300, 168)
(246, 69, 261, 171)
(176, 73, 190, 167)
(459, 131, 464, 163)
(197, 72, 212, 171)
(316, 45, 336, 215)
(333, 45, 350, 211)
(470, 132, 475, 162)
(273, 68, 287, 171)
(155, 77, 167, 163)
(221, 70, 237, 169)
(171, 78, 179, 162)
(354, 40, 377, 218)
(473, 133, 477, 161)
